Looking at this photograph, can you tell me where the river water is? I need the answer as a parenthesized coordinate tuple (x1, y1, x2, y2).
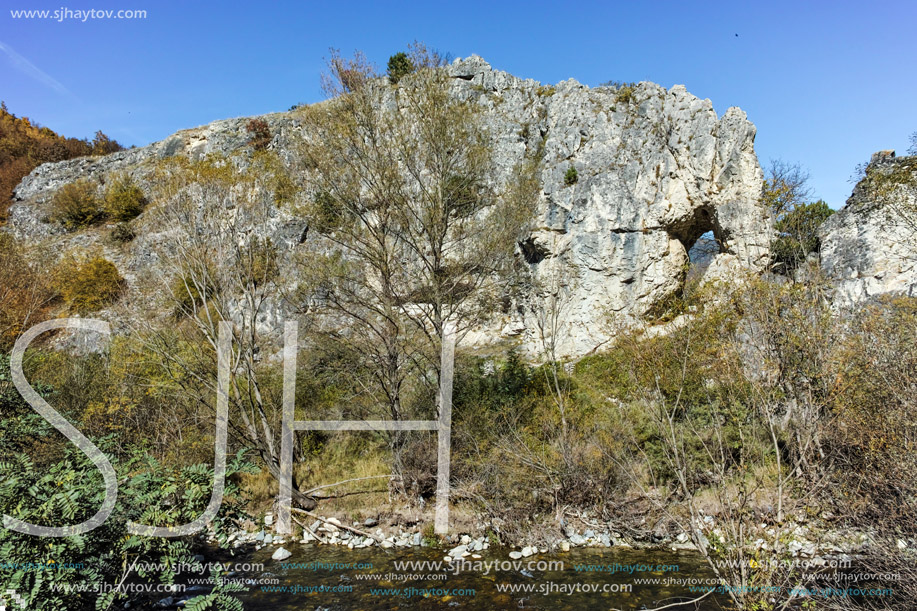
(230, 544, 730, 610)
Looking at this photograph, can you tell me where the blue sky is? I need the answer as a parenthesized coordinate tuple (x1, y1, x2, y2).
(1, 0, 914, 208)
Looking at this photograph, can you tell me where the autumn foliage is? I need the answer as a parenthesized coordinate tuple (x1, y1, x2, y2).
(0, 234, 53, 350)
(0, 102, 123, 222)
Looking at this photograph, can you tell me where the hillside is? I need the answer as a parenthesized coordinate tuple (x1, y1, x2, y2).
(0, 103, 122, 222)
(4, 56, 771, 358)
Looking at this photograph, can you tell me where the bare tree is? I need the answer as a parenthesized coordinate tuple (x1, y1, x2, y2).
(295, 47, 539, 482)
(132, 153, 317, 509)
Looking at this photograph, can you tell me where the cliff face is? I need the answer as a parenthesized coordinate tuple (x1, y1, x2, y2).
(6, 57, 771, 358)
(820, 152, 917, 306)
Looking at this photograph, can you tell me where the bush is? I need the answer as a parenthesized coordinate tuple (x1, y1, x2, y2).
(51, 179, 103, 228)
(170, 271, 215, 319)
(245, 118, 271, 151)
(56, 255, 124, 314)
(0, 413, 251, 611)
(104, 173, 147, 221)
(564, 165, 578, 186)
(615, 83, 634, 104)
(387, 52, 414, 84)
(0, 234, 52, 350)
(109, 222, 136, 243)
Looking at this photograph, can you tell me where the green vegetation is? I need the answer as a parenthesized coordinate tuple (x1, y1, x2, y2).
(763, 160, 834, 273)
(564, 165, 578, 185)
(772, 199, 833, 270)
(605, 81, 636, 105)
(109, 221, 136, 243)
(50, 179, 103, 228)
(386, 51, 414, 83)
(0, 402, 251, 611)
(2, 52, 916, 611)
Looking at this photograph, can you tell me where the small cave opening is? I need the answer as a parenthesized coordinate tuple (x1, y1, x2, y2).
(519, 237, 549, 265)
(672, 207, 724, 285)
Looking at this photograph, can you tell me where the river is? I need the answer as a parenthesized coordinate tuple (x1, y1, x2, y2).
(226, 544, 730, 610)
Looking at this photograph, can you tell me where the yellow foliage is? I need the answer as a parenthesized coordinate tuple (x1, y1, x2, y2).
(56, 254, 124, 314)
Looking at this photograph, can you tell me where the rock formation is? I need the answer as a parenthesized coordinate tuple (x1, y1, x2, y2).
(820, 151, 917, 306)
(5, 56, 772, 358)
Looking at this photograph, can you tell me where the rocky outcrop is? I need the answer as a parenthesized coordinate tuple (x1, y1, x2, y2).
(820, 151, 917, 306)
(5, 56, 771, 358)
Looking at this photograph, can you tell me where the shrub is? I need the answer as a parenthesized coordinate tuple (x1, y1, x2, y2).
(104, 173, 147, 221)
(170, 271, 215, 319)
(614, 85, 635, 105)
(387, 52, 414, 84)
(51, 179, 103, 228)
(0, 415, 251, 611)
(245, 118, 271, 151)
(109, 222, 136, 243)
(536, 85, 556, 97)
(0, 234, 52, 350)
(564, 165, 578, 186)
(56, 255, 124, 314)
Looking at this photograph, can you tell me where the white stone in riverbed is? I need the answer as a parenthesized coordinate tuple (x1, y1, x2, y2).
(264, 513, 274, 527)
(271, 547, 292, 561)
(460, 535, 471, 545)
(521, 546, 536, 557)
(569, 534, 586, 546)
(560, 541, 570, 552)
(509, 551, 523, 560)
(449, 545, 468, 558)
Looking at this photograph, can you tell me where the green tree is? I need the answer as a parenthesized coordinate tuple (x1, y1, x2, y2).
(762, 160, 833, 273)
(386, 51, 414, 84)
(772, 199, 834, 272)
